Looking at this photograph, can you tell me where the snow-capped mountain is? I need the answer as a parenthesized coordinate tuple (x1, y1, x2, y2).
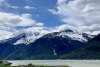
(28, 29, 93, 57)
(0, 29, 94, 59)
(13, 28, 93, 45)
(14, 27, 49, 45)
(60, 34, 100, 59)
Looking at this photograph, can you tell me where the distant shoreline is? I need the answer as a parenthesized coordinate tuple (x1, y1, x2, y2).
(6, 60, 100, 67)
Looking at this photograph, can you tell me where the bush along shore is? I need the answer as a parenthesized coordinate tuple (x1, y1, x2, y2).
(0, 61, 70, 67)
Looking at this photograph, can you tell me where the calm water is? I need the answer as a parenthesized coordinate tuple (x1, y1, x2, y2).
(8, 60, 100, 67)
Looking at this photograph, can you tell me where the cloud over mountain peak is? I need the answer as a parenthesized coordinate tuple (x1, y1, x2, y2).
(0, 12, 44, 40)
(50, 0, 100, 35)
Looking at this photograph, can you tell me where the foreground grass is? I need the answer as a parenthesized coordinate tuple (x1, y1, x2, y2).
(0, 61, 70, 67)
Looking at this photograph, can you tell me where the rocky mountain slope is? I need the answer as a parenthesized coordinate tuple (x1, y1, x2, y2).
(60, 34, 100, 59)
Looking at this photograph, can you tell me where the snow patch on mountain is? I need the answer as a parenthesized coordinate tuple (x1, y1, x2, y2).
(14, 27, 50, 45)
(14, 28, 94, 45)
(55, 30, 89, 42)
(59, 32, 87, 42)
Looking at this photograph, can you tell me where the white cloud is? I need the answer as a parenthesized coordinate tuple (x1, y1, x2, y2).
(48, 9, 58, 15)
(0, 0, 19, 9)
(55, 24, 78, 32)
(57, 0, 67, 5)
(10, 6, 19, 9)
(0, 12, 45, 40)
(50, 0, 100, 35)
(0, 0, 9, 7)
(0, 12, 43, 28)
(0, 0, 32, 9)
(0, 30, 13, 40)
(21, 13, 32, 18)
(24, 6, 35, 10)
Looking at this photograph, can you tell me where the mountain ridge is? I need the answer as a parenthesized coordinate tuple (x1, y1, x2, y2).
(0, 29, 98, 60)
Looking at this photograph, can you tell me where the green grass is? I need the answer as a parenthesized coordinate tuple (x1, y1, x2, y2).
(0, 64, 11, 67)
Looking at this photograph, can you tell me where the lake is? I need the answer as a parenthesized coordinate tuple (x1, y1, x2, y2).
(8, 60, 100, 67)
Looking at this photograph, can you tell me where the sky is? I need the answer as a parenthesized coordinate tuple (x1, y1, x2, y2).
(0, 0, 62, 27)
(0, 0, 100, 40)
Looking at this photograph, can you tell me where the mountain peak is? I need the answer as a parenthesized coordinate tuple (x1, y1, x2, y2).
(60, 29, 73, 33)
